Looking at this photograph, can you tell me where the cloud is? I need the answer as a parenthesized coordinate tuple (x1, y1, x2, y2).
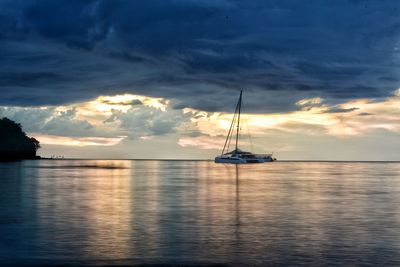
(0, 93, 195, 145)
(0, 1, 399, 112)
(322, 107, 359, 113)
(33, 134, 125, 146)
(41, 108, 95, 136)
(1, 90, 400, 159)
(358, 112, 373, 116)
(108, 106, 191, 138)
(296, 97, 323, 106)
(2, 90, 400, 150)
(0, 106, 97, 137)
(0, 106, 54, 132)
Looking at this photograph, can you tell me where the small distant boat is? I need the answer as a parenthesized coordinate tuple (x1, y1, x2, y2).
(215, 90, 276, 164)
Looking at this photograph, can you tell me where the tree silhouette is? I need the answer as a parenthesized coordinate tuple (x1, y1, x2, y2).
(0, 117, 40, 160)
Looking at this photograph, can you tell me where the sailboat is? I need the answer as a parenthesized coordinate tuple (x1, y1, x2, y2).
(215, 90, 276, 164)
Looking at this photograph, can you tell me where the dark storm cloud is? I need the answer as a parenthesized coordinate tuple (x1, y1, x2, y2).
(0, 0, 400, 112)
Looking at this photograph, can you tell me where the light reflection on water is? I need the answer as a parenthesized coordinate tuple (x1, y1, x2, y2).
(1, 160, 400, 266)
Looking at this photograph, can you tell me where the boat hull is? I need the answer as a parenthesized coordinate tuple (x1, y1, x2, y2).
(215, 156, 273, 164)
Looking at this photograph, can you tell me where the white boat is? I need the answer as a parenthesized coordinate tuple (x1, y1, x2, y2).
(215, 90, 276, 164)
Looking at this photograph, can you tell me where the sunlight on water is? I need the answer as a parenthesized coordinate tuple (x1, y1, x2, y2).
(1, 160, 400, 266)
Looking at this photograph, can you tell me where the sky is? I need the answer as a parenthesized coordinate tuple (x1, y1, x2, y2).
(1, 0, 400, 160)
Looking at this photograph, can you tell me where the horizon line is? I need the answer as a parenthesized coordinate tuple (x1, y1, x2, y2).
(32, 157, 400, 163)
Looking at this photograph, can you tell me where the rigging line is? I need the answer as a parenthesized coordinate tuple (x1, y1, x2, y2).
(224, 105, 238, 154)
(221, 98, 240, 155)
(226, 112, 237, 153)
(235, 90, 242, 151)
(227, 93, 241, 153)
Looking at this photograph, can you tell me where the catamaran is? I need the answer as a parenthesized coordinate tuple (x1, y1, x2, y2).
(215, 90, 276, 164)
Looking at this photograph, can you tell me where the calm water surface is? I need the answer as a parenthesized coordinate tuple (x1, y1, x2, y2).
(1, 160, 400, 266)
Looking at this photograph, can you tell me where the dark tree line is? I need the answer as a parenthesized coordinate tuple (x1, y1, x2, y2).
(0, 117, 40, 160)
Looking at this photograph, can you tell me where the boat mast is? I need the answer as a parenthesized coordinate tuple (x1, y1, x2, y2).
(235, 90, 242, 151)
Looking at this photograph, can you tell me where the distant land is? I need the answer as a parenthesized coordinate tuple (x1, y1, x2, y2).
(0, 117, 41, 161)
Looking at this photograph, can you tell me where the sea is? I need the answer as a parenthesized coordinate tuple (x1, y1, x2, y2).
(1, 159, 400, 266)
